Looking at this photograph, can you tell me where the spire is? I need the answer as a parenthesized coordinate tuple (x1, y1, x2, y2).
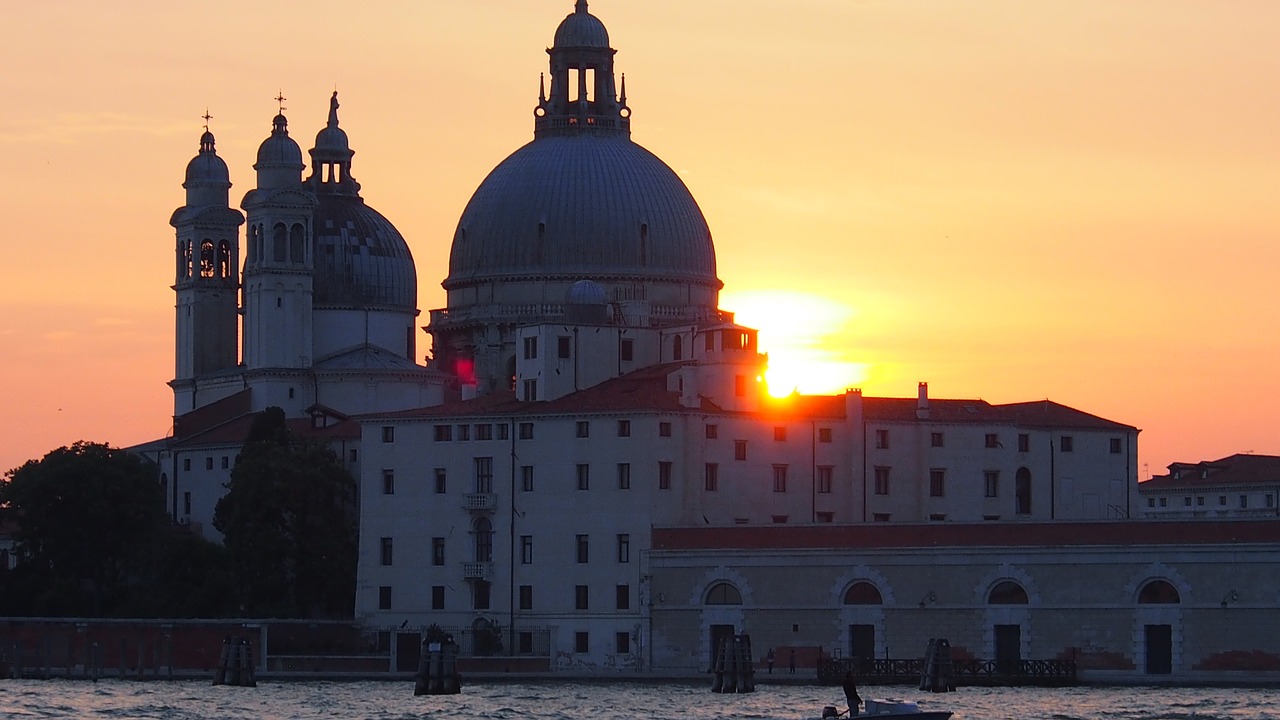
(539, 73, 547, 104)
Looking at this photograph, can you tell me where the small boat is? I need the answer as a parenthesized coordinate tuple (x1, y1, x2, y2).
(822, 699, 953, 720)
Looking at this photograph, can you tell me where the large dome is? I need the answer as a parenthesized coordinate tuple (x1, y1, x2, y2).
(313, 195, 416, 311)
(446, 134, 717, 288)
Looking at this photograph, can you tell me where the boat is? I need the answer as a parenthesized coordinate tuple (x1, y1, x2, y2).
(822, 699, 953, 720)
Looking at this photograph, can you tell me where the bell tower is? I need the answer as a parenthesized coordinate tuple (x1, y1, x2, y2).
(170, 120, 244, 415)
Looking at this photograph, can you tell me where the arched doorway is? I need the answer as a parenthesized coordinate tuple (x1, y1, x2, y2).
(843, 581, 882, 669)
(1138, 580, 1179, 674)
(988, 581, 1028, 674)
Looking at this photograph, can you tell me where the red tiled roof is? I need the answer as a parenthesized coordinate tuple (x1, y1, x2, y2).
(1142, 454, 1280, 489)
(652, 519, 1280, 551)
(862, 397, 1135, 431)
(173, 389, 252, 440)
(994, 400, 1136, 431)
(171, 413, 361, 448)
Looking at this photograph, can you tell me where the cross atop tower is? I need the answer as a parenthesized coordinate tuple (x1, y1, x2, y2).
(202, 109, 213, 132)
(275, 91, 287, 113)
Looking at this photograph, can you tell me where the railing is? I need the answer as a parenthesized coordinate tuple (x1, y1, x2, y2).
(463, 493, 496, 512)
(461, 562, 492, 580)
(818, 657, 1076, 686)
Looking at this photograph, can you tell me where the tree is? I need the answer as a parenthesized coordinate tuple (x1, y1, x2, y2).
(0, 442, 168, 616)
(213, 408, 357, 618)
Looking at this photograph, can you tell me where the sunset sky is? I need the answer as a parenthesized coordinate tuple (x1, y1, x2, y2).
(1, 1, 1277, 479)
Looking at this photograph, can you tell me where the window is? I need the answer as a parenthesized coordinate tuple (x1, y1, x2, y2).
(523, 336, 538, 359)
(818, 427, 833, 443)
(498, 424, 509, 440)
(576, 464, 590, 490)
(474, 457, 493, 493)
(432, 538, 445, 566)
(183, 458, 191, 471)
(929, 513, 947, 522)
(431, 586, 445, 610)
(349, 449, 358, 463)
(772, 465, 788, 493)
(1110, 438, 1123, 454)
(221, 456, 229, 469)
(873, 513, 891, 522)
(875, 429, 889, 449)
(616, 533, 630, 563)
(773, 426, 787, 441)
(985, 433, 999, 449)
(659, 422, 672, 437)
(522, 379, 537, 401)
(874, 466, 890, 495)
(817, 465, 833, 494)
(734, 440, 747, 461)
(474, 580, 491, 610)
(521, 535, 533, 564)
(476, 423, 492, 440)
(617, 420, 631, 437)
(183, 492, 191, 515)
(620, 338, 634, 362)
(518, 585, 533, 610)
(1219, 495, 1227, 506)
(378, 586, 392, 610)
(380, 537, 393, 566)
(1268, 495, 1275, 509)
(1147, 498, 1155, 508)
(457, 424, 470, 441)
(704, 463, 719, 492)
(519, 422, 533, 439)
(931, 432, 944, 448)
(205, 457, 213, 470)
(1240, 494, 1249, 509)
(575, 585, 590, 610)
(382, 469, 395, 495)
(616, 632, 630, 654)
(705, 424, 718, 440)
(1060, 436, 1074, 452)
(929, 469, 946, 497)
(1184, 496, 1192, 507)
(984, 470, 1000, 498)
(576, 421, 590, 438)
(659, 461, 672, 490)
(575, 632, 589, 654)
(433, 424, 452, 441)
(521, 465, 534, 492)
(557, 336, 571, 359)
(1018, 433, 1030, 452)
(434, 468, 447, 494)
(381, 426, 395, 443)
(616, 585, 630, 610)
(1159, 497, 1167, 507)
(576, 534, 589, 563)
(617, 463, 631, 490)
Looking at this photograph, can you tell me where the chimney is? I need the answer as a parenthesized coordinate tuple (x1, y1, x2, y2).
(916, 382, 929, 419)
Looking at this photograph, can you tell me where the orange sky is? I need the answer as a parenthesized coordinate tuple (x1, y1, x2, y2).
(2, 1, 1278, 479)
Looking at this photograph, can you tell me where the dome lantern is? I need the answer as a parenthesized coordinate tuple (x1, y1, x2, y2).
(308, 91, 360, 196)
(253, 97, 305, 190)
(535, 0, 629, 138)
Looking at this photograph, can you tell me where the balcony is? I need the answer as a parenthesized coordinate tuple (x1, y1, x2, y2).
(462, 562, 492, 580)
(463, 493, 496, 513)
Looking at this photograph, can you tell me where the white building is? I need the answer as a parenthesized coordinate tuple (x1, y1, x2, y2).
(1138, 454, 1280, 519)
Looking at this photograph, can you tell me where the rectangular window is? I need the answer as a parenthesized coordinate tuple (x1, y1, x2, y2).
(575, 585, 590, 610)
(930, 469, 946, 497)
(519, 422, 534, 439)
(617, 420, 631, 437)
(816, 511, 834, 523)
(519, 585, 533, 610)
(620, 338, 634, 362)
(498, 424, 510, 440)
(616, 585, 630, 610)
(1219, 495, 1227, 506)
(1060, 436, 1074, 452)
(521, 465, 534, 492)
(521, 535, 533, 564)
(380, 537, 393, 566)
(1159, 497, 1167, 507)
(433, 424, 452, 441)
(874, 466, 890, 495)
(1184, 496, 1192, 507)
(773, 465, 788, 493)
(476, 423, 493, 440)
(1110, 438, 1123, 454)
(576, 464, 590, 490)
(205, 457, 213, 470)
(183, 458, 191, 472)
(617, 533, 630, 563)
(221, 456, 229, 469)
(734, 375, 746, 397)
(875, 429, 889, 449)
(576, 421, 590, 438)
(431, 585, 445, 610)
(474, 457, 493, 493)
(984, 470, 1000, 498)
(818, 427, 833, 443)
(1147, 498, 1156, 508)
(771, 514, 788, 524)
(432, 537, 445, 566)
(1018, 433, 1030, 452)
(523, 336, 538, 360)
(457, 424, 470, 441)
(734, 440, 747, 461)
(557, 336, 571, 359)
(349, 449, 358, 463)
(659, 461, 672, 490)
(659, 422, 672, 437)
(575, 632, 589, 654)
(817, 465, 833, 494)
(381, 426, 395, 443)
(576, 534, 589, 563)
(616, 632, 630, 654)
(873, 513, 891, 522)
(1240, 494, 1249, 509)
(183, 491, 191, 515)
(474, 581, 490, 610)
(985, 433, 999, 449)
(434, 468, 447, 494)
(931, 432, 944, 448)
(705, 424, 718, 439)
(705, 463, 719, 492)
(773, 426, 787, 441)
(1268, 495, 1276, 509)
(522, 379, 537, 401)
(378, 586, 392, 610)
(382, 469, 395, 495)
(617, 463, 631, 490)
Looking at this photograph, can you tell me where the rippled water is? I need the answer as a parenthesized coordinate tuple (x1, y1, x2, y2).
(0, 680, 1277, 720)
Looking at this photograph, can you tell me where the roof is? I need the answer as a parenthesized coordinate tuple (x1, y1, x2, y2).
(173, 389, 252, 440)
(170, 413, 361, 449)
(1142, 454, 1280, 490)
(652, 519, 1280, 552)
(862, 397, 1135, 431)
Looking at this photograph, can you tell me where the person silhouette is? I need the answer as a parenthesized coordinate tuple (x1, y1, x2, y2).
(842, 671, 862, 716)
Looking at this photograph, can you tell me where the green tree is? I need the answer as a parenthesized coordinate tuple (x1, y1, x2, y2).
(0, 442, 168, 616)
(213, 408, 357, 618)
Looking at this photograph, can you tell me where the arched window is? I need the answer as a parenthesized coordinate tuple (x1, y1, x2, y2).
(1015, 467, 1032, 515)
(272, 223, 287, 262)
(217, 241, 232, 278)
(199, 240, 215, 278)
(705, 581, 742, 605)
(474, 517, 493, 563)
(289, 223, 305, 263)
(1138, 580, 1180, 604)
(673, 335, 683, 361)
(988, 580, 1029, 604)
(843, 581, 883, 605)
(179, 240, 193, 279)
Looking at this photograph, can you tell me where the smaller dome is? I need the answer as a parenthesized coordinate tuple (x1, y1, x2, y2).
(567, 279, 607, 305)
(184, 131, 229, 185)
(554, 1, 609, 48)
(255, 113, 303, 168)
(315, 125, 349, 152)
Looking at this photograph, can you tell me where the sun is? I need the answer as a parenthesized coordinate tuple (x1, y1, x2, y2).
(719, 290, 869, 397)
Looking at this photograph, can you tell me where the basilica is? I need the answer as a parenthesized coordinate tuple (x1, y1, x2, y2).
(150, 1, 1277, 683)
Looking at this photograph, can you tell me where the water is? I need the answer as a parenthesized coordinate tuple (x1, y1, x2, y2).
(0, 680, 1277, 720)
